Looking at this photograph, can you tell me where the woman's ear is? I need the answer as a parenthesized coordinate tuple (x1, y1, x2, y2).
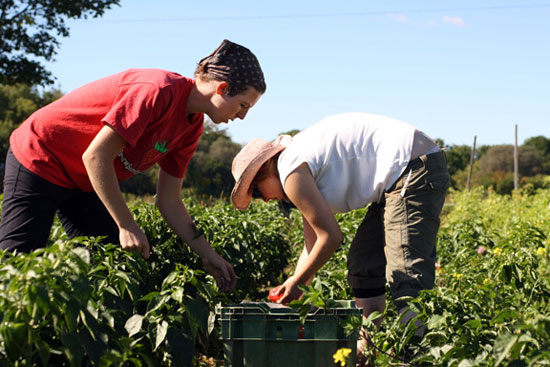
(215, 81, 229, 96)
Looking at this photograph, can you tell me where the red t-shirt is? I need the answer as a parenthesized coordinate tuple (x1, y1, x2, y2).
(10, 69, 204, 191)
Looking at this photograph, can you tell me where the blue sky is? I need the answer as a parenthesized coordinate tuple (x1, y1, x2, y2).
(44, 0, 550, 147)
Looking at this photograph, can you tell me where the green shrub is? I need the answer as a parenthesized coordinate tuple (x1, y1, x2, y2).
(2, 188, 550, 366)
(361, 188, 550, 366)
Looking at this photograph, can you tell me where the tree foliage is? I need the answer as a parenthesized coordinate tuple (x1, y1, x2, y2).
(280, 128, 301, 137)
(0, 83, 62, 163)
(0, 0, 120, 86)
(479, 144, 544, 177)
(183, 121, 242, 199)
(1, 83, 548, 198)
(524, 135, 550, 174)
(444, 145, 471, 176)
(435, 140, 489, 190)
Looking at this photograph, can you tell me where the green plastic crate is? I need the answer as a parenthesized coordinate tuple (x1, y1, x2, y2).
(217, 300, 361, 367)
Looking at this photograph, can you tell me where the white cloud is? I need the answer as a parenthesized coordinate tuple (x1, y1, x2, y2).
(442, 15, 466, 27)
(388, 13, 410, 24)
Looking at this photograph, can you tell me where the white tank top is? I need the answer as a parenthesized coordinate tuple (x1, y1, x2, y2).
(277, 112, 436, 213)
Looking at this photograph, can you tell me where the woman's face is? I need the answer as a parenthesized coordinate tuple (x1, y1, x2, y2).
(254, 175, 285, 202)
(210, 83, 262, 124)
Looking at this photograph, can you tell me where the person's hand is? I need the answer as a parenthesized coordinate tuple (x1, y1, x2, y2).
(268, 285, 284, 302)
(119, 225, 150, 259)
(201, 250, 237, 292)
(277, 276, 303, 304)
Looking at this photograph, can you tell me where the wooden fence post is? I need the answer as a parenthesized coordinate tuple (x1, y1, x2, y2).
(514, 124, 519, 190)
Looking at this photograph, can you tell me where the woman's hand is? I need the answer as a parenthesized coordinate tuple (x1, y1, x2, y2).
(156, 169, 237, 292)
(282, 163, 343, 288)
(201, 250, 237, 292)
(277, 276, 303, 304)
(119, 225, 150, 259)
(83, 126, 152, 259)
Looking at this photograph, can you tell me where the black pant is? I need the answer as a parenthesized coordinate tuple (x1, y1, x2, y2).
(0, 148, 119, 252)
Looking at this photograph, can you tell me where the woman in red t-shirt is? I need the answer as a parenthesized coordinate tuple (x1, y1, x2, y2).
(0, 39, 266, 292)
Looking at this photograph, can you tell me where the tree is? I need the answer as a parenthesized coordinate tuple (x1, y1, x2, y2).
(524, 135, 550, 156)
(280, 129, 301, 137)
(0, 0, 120, 86)
(444, 144, 471, 176)
(478, 145, 544, 177)
(523, 135, 550, 174)
(442, 144, 471, 189)
(0, 83, 62, 162)
(183, 121, 242, 199)
(119, 165, 158, 197)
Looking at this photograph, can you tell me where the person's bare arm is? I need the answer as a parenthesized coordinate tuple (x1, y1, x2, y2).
(82, 125, 150, 258)
(156, 168, 237, 291)
(278, 163, 342, 303)
(293, 218, 317, 285)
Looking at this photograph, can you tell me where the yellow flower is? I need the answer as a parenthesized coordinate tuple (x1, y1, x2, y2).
(536, 247, 547, 256)
(333, 347, 352, 366)
(483, 278, 490, 285)
(493, 247, 502, 255)
(453, 273, 464, 279)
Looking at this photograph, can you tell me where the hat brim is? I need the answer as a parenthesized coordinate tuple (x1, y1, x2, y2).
(231, 145, 285, 210)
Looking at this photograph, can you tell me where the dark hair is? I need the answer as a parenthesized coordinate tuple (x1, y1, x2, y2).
(255, 153, 280, 183)
(251, 154, 280, 199)
(195, 39, 266, 96)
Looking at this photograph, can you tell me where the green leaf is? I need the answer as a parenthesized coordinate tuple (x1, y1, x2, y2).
(154, 320, 169, 351)
(72, 247, 91, 265)
(166, 326, 195, 367)
(60, 332, 84, 365)
(70, 275, 93, 299)
(125, 314, 144, 337)
(64, 300, 79, 332)
(464, 318, 482, 330)
(77, 329, 107, 365)
(139, 291, 160, 302)
(207, 311, 217, 335)
(115, 270, 131, 284)
(428, 314, 448, 329)
(171, 287, 184, 303)
(458, 360, 475, 367)
(163, 271, 178, 286)
(495, 334, 519, 366)
(128, 357, 143, 367)
(493, 308, 519, 324)
(517, 333, 539, 348)
(186, 298, 209, 334)
(34, 338, 53, 366)
(79, 308, 101, 341)
(28, 283, 50, 314)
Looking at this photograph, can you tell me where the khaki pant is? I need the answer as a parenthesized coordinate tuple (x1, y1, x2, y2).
(347, 150, 449, 303)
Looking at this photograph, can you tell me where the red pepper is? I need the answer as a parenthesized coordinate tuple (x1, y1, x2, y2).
(268, 285, 283, 302)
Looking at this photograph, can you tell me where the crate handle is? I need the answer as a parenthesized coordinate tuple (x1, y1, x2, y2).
(276, 326, 283, 340)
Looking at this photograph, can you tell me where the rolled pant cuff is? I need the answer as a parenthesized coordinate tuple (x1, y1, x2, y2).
(352, 287, 386, 298)
(347, 274, 386, 290)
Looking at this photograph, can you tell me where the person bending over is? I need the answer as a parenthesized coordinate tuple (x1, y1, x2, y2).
(0, 39, 267, 292)
(230, 112, 449, 360)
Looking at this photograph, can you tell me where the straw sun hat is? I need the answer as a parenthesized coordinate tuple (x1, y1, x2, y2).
(231, 135, 292, 210)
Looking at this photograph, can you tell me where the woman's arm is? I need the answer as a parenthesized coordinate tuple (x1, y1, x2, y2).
(293, 218, 317, 286)
(278, 162, 342, 303)
(156, 168, 237, 291)
(82, 125, 150, 258)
